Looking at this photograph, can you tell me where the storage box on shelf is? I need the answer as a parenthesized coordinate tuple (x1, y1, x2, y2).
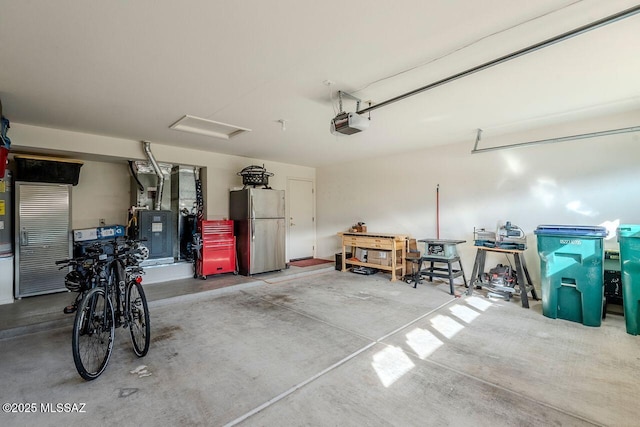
(338, 232, 407, 281)
(15, 154, 83, 186)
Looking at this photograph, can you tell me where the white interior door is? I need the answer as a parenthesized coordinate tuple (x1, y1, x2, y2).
(288, 178, 314, 260)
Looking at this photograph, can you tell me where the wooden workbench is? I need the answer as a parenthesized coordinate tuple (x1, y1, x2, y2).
(338, 232, 407, 281)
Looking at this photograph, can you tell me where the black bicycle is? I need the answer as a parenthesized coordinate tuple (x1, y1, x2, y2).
(58, 239, 150, 380)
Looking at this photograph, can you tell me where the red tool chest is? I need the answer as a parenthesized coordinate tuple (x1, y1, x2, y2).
(196, 220, 236, 279)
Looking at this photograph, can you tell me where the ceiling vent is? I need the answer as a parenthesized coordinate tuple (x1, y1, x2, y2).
(169, 115, 251, 140)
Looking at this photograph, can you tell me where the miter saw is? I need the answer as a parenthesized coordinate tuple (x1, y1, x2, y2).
(496, 221, 526, 250)
(474, 221, 527, 250)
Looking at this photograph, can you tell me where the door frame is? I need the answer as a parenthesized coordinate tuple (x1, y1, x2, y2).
(286, 177, 316, 262)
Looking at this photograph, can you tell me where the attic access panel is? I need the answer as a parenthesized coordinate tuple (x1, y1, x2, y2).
(169, 115, 251, 140)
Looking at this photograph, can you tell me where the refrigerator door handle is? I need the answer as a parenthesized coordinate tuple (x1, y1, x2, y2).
(250, 193, 255, 220)
(250, 193, 255, 240)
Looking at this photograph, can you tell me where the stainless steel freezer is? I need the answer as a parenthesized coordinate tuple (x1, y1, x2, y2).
(230, 188, 286, 275)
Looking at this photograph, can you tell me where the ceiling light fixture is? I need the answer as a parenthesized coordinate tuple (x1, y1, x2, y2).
(169, 115, 251, 140)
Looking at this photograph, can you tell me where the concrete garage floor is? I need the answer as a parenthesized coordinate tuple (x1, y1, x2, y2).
(0, 268, 638, 426)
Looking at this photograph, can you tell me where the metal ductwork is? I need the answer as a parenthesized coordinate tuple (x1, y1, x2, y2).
(142, 141, 164, 211)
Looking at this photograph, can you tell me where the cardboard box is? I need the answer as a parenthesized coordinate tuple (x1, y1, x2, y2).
(367, 250, 387, 259)
(73, 225, 126, 242)
(368, 250, 391, 266)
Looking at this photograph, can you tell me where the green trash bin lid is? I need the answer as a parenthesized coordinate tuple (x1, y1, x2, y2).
(617, 224, 640, 238)
(534, 225, 608, 237)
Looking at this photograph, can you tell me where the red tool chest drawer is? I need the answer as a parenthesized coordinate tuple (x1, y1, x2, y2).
(201, 220, 234, 237)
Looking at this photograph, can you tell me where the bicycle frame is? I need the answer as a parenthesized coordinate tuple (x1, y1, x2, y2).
(67, 237, 150, 380)
(100, 244, 145, 330)
(80, 256, 113, 336)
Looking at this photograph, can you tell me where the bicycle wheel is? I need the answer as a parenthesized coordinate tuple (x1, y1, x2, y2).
(72, 287, 115, 381)
(127, 281, 150, 357)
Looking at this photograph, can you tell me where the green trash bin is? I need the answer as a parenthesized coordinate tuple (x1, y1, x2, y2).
(535, 225, 607, 327)
(617, 225, 640, 335)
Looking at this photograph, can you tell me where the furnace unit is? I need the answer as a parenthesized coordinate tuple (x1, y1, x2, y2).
(138, 210, 174, 264)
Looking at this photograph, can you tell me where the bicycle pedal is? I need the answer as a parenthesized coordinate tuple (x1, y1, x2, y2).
(63, 305, 77, 314)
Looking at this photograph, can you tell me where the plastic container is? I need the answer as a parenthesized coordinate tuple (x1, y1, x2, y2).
(534, 225, 607, 327)
(0, 146, 8, 179)
(617, 225, 640, 335)
(603, 250, 622, 305)
(15, 155, 83, 186)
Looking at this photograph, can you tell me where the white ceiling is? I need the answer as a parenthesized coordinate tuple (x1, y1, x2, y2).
(1, 0, 639, 167)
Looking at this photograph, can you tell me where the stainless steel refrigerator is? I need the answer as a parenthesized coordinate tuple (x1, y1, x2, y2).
(230, 188, 285, 275)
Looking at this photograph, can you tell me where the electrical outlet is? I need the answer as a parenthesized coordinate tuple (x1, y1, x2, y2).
(99, 218, 106, 226)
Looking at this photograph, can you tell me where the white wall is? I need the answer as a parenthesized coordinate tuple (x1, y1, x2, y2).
(8, 113, 640, 288)
(8, 123, 315, 267)
(10, 123, 315, 223)
(71, 160, 130, 229)
(317, 111, 640, 284)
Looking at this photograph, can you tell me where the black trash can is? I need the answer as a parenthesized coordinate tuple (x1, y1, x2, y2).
(335, 252, 352, 271)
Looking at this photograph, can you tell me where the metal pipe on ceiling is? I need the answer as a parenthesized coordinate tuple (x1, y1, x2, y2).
(471, 125, 640, 154)
(142, 141, 165, 211)
(355, 5, 640, 115)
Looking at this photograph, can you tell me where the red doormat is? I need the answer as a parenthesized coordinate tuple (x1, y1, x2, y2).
(290, 258, 333, 268)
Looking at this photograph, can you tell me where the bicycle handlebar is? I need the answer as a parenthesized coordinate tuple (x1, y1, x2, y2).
(57, 238, 148, 267)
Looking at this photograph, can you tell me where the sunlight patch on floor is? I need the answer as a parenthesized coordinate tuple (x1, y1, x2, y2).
(449, 304, 481, 324)
(466, 296, 493, 311)
(430, 314, 464, 339)
(405, 327, 444, 360)
(372, 296, 494, 388)
(371, 345, 415, 388)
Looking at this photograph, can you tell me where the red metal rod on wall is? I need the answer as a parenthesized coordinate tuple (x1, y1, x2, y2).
(436, 184, 440, 239)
